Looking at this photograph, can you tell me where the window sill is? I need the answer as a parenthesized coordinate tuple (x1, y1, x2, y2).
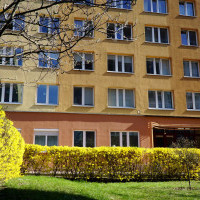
(74, 2, 94, 7)
(143, 11, 168, 15)
(37, 65, 59, 69)
(145, 41, 170, 45)
(106, 38, 133, 42)
(73, 104, 94, 108)
(0, 102, 22, 105)
(180, 45, 198, 48)
(74, 35, 94, 39)
(36, 103, 58, 106)
(183, 76, 200, 79)
(107, 71, 134, 75)
(178, 15, 197, 18)
(187, 109, 200, 112)
(73, 68, 94, 72)
(108, 106, 135, 109)
(148, 108, 174, 111)
(0, 64, 21, 68)
(107, 7, 132, 11)
(146, 74, 172, 77)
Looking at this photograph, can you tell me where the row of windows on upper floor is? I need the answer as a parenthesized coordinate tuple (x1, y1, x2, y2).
(1, 47, 200, 78)
(51, 0, 196, 17)
(1, 83, 200, 111)
(1, 11, 198, 46)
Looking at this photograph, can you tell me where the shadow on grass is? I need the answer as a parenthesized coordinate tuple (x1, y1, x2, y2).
(0, 188, 96, 200)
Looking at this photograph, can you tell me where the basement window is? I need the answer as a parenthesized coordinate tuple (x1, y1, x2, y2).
(110, 131, 139, 147)
(74, 131, 96, 147)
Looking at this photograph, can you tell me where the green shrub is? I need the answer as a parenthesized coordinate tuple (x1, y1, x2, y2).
(22, 145, 200, 181)
(0, 107, 25, 182)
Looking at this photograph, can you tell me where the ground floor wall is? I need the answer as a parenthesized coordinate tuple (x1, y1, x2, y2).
(6, 111, 200, 148)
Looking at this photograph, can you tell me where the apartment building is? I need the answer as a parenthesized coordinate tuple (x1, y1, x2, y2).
(1, 0, 200, 148)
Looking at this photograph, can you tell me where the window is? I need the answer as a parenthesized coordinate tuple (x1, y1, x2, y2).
(0, 47, 23, 66)
(73, 87, 94, 106)
(145, 26, 169, 44)
(148, 90, 173, 109)
(146, 58, 171, 75)
(74, 131, 95, 147)
(107, 0, 132, 9)
(37, 85, 58, 105)
(0, 83, 23, 104)
(183, 60, 199, 77)
(75, 0, 94, 5)
(110, 132, 139, 147)
(74, 20, 94, 37)
(179, 1, 195, 16)
(144, 0, 167, 13)
(0, 14, 25, 31)
(108, 89, 134, 108)
(39, 17, 59, 34)
(34, 129, 58, 146)
(107, 23, 132, 40)
(17, 128, 21, 133)
(186, 92, 200, 110)
(39, 52, 59, 68)
(107, 55, 133, 73)
(181, 30, 197, 46)
(74, 52, 94, 70)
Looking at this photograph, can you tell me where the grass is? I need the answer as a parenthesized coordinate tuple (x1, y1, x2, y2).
(1, 176, 200, 200)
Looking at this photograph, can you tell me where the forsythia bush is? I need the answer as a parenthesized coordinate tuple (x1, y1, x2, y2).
(22, 145, 200, 181)
(0, 107, 25, 182)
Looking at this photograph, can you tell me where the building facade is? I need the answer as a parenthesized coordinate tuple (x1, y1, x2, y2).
(1, 0, 200, 148)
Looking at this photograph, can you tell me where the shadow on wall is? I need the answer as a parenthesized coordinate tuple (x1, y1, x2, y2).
(0, 188, 96, 200)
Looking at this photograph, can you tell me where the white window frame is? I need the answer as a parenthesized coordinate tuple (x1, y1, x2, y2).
(148, 90, 174, 110)
(0, 83, 23, 104)
(146, 57, 171, 76)
(17, 128, 22, 133)
(73, 86, 94, 107)
(39, 16, 59, 34)
(183, 60, 199, 78)
(74, 0, 94, 5)
(73, 130, 96, 147)
(108, 0, 132, 10)
(38, 52, 59, 68)
(107, 23, 133, 40)
(145, 26, 169, 44)
(74, 52, 94, 71)
(186, 92, 200, 111)
(108, 88, 135, 108)
(74, 20, 94, 38)
(179, 1, 195, 16)
(144, 0, 167, 13)
(36, 84, 59, 105)
(0, 47, 22, 67)
(34, 129, 59, 146)
(181, 30, 198, 46)
(107, 54, 133, 73)
(110, 131, 140, 147)
(0, 13, 25, 31)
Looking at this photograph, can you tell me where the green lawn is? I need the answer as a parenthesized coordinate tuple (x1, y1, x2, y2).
(1, 176, 200, 200)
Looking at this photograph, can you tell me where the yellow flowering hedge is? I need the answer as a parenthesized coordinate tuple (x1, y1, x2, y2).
(22, 145, 200, 181)
(0, 107, 25, 182)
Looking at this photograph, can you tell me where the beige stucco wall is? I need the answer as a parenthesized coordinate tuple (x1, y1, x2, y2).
(1, 0, 200, 118)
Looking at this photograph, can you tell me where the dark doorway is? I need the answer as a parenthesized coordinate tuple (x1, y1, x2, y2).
(153, 128, 200, 148)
